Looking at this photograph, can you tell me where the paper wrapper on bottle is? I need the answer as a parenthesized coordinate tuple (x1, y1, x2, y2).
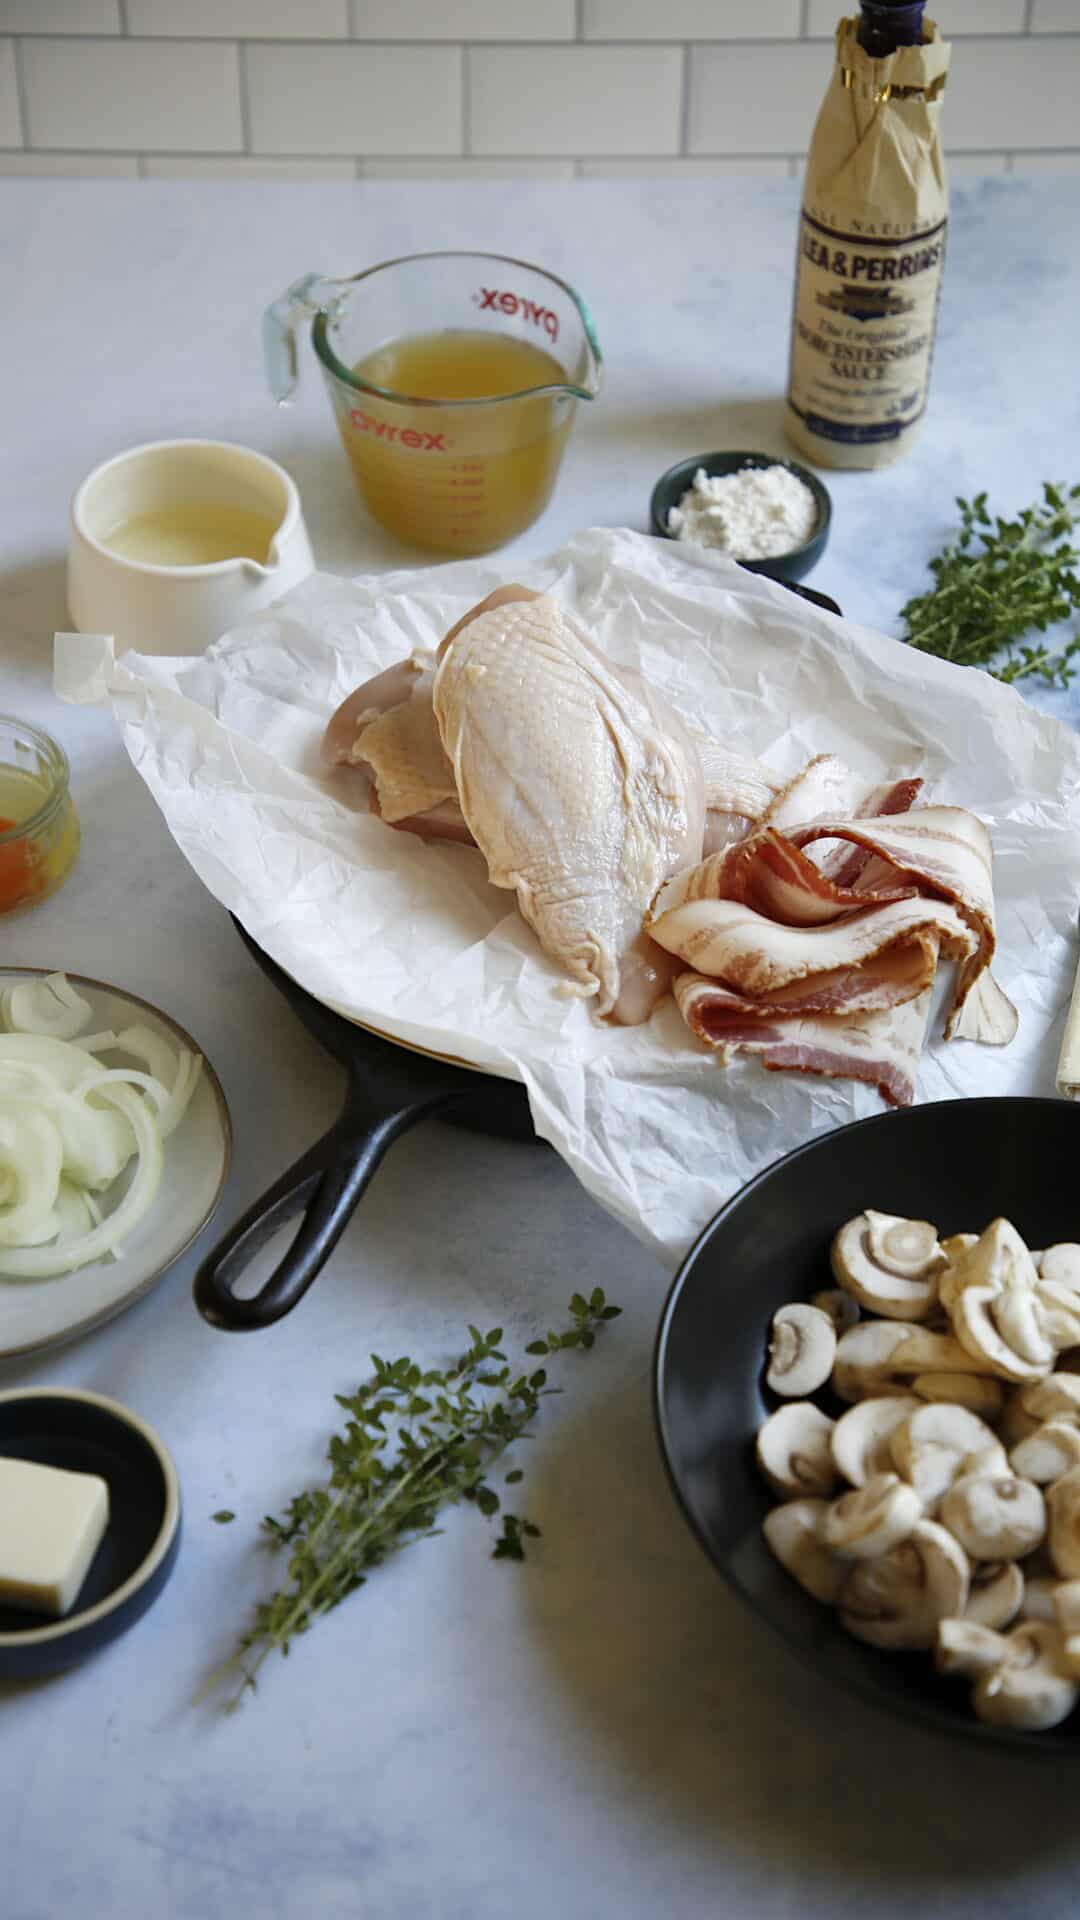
(786, 16, 951, 470)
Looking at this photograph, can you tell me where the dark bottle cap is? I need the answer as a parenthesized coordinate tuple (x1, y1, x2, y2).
(857, 0, 928, 56)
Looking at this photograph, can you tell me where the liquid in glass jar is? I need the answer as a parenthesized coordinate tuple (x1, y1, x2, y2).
(333, 328, 574, 556)
(0, 720, 80, 917)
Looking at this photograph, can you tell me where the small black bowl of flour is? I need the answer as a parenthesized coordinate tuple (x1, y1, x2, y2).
(649, 450, 831, 583)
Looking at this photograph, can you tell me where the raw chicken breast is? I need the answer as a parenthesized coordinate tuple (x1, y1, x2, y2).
(433, 592, 705, 1021)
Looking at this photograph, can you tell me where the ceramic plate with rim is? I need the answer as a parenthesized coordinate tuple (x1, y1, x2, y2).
(0, 968, 231, 1360)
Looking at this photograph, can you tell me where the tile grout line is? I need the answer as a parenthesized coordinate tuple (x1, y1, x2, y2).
(11, 36, 30, 150)
(576, 0, 585, 40)
(678, 43, 691, 156)
(117, 0, 129, 32)
(798, 0, 810, 36)
(1023, 0, 1035, 28)
(237, 41, 252, 156)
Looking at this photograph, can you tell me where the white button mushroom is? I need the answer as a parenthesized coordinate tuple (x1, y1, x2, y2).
(761, 1499, 846, 1605)
(811, 1288, 861, 1337)
(766, 1303, 837, 1398)
(823, 1473, 924, 1561)
(830, 1211, 944, 1321)
(1019, 1576, 1062, 1623)
(1009, 1420, 1080, 1485)
(1038, 1245, 1080, 1290)
(889, 1403, 1007, 1509)
(939, 1218, 1055, 1384)
(935, 1618, 1013, 1678)
(939, 1473, 1047, 1562)
(908, 1372, 1004, 1419)
(839, 1519, 969, 1650)
(832, 1323, 990, 1404)
(972, 1622, 1080, 1732)
(830, 1396, 922, 1487)
(1050, 1581, 1080, 1678)
(964, 1560, 1025, 1630)
(756, 1402, 838, 1499)
(1046, 1464, 1080, 1577)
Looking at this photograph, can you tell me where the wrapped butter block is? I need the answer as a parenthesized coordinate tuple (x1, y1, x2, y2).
(0, 1455, 109, 1617)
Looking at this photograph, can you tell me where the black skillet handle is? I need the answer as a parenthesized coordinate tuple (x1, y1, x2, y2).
(193, 1081, 458, 1331)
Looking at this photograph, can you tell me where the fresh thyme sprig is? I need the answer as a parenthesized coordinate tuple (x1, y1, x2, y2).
(203, 1289, 621, 1706)
(900, 483, 1080, 686)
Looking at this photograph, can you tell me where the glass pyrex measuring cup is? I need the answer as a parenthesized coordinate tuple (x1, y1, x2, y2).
(264, 251, 603, 557)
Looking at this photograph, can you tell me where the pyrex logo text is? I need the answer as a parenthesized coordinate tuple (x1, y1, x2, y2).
(349, 410, 449, 451)
(475, 287, 559, 342)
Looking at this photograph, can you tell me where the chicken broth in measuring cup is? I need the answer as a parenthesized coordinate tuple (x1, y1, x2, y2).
(263, 253, 603, 557)
(338, 329, 573, 555)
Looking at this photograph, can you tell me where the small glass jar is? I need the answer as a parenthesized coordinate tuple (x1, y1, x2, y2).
(0, 717, 81, 916)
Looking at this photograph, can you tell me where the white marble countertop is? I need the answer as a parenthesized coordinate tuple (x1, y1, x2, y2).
(3, 177, 1080, 1920)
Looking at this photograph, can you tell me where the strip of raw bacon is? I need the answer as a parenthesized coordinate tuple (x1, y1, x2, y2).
(787, 807, 1018, 1044)
(654, 825, 918, 927)
(665, 936, 935, 1022)
(675, 971, 936, 1109)
(763, 752, 923, 835)
(648, 892, 974, 993)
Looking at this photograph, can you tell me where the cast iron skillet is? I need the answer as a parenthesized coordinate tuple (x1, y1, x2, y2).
(654, 1096, 1080, 1753)
(193, 577, 843, 1334)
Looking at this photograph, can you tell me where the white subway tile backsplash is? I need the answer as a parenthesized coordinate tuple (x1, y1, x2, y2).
(351, 0, 574, 37)
(0, 39, 18, 147)
(0, 149, 136, 173)
(947, 38, 1080, 149)
(144, 154, 355, 178)
(22, 39, 242, 150)
(807, 0, 1025, 30)
(579, 155, 791, 175)
(0, 1, 120, 29)
(247, 43, 461, 154)
(689, 43, 823, 154)
(1030, 1, 1080, 30)
(362, 157, 576, 177)
(469, 46, 682, 156)
(585, 0, 799, 38)
(128, 0, 347, 33)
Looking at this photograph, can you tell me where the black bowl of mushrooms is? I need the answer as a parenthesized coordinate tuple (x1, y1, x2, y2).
(654, 1096, 1080, 1753)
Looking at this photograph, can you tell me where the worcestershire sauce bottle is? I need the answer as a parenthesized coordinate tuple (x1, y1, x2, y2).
(785, 2, 951, 469)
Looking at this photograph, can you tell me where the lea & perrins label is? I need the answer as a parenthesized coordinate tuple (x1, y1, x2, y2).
(785, 6, 951, 470)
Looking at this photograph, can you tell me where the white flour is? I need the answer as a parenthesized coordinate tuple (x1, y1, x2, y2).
(667, 464, 819, 560)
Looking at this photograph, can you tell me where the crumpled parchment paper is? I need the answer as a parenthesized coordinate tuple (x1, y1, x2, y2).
(57, 526, 1080, 1267)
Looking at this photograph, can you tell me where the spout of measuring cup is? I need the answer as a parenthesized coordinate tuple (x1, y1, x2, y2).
(262, 273, 343, 406)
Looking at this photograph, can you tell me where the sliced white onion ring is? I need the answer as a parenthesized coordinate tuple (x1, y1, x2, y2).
(2, 974, 93, 1040)
(0, 1107, 64, 1245)
(0, 1082, 164, 1278)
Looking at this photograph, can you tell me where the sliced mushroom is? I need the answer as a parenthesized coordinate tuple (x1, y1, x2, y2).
(761, 1498, 846, 1605)
(1009, 1420, 1080, 1485)
(909, 1372, 1004, 1419)
(811, 1288, 860, 1337)
(939, 1218, 1055, 1383)
(935, 1618, 1012, 1679)
(1039, 1245, 1080, 1290)
(965, 1560, 1024, 1630)
(766, 1303, 836, 1397)
(1051, 1583, 1080, 1678)
(939, 1473, 1046, 1562)
(1020, 1576, 1062, 1623)
(941, 1232, 978, 1265)
(832, 1323, 990, 1404)
(823, 1473, 924, 1561)
(889, 1403, 1007, 1509)
(1017, 1375, 1080, 1426)
(1046, 1464, 1080, 1577)
(1033, 1281, 1080, 1354)
(972, 1622, 1079, 1732)
(830, 1396, 922, 1487)
(756, 1403, 838, 1499)
(831, 1211, 944, 1320)
(839, 1519, 969, 1650)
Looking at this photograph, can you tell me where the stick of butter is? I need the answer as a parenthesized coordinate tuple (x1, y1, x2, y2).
(0, 1455, 110, 1618)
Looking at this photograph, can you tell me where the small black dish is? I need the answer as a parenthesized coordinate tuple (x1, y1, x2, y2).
(654, 1097, 1080, 1754)
(649, 450, 832, 583)
(0, 1389, 181, 1678)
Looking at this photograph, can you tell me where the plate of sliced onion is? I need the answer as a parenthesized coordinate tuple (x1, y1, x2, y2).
(0, 968, 230, 1359)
